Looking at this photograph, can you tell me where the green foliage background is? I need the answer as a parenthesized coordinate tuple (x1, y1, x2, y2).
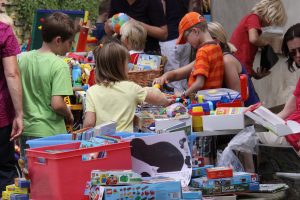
(7, 0, 102, 42)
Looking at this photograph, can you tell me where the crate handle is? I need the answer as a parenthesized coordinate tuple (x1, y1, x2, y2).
(82, 151, 107, 161)
(35, 157, 47, 165)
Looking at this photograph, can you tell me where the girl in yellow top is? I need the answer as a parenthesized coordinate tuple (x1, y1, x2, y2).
(83, 42, 171, 132)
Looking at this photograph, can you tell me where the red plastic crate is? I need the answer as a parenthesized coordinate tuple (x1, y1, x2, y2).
(26, 141, 131, 200)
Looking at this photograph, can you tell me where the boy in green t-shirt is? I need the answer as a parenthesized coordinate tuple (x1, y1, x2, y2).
(18, 12, 76, 158)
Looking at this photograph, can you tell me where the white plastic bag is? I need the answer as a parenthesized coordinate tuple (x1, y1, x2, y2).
(217, 126, 259, 171)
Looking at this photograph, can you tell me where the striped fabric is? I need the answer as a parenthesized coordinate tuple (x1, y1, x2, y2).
(188, 43, 224, 89)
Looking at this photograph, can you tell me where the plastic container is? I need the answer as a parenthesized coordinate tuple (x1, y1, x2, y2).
(72, 65, 82, 87)
(27, 141, 132, 200)
(197, 88, 240, 108)
(26, 134, 77, 148)
(191, 106, 204, 132)
(112, 132, 156, 139)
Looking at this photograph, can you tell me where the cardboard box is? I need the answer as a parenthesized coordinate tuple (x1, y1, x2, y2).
(9, 194, 29, 200)
(206, 167, 233, 179)
(90, 170, 142, 186)
(202, 113, 245, 131)
(134, 113, 154, 130)
(191, 172, 259, 190)
(231, 172, 259, 185)
(192, 165, 214, 178)
(182, 191, 202, 199)
(155, 117, 192, 134)
(245, 104, 300, 136)
(90, 181, 182, 200)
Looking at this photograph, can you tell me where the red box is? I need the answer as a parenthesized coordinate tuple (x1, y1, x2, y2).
(26, 142, 131, 200)
(206, 167, 233, 179)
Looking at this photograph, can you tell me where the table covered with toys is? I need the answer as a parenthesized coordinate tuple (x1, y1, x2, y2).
(9, 10, 298, 200)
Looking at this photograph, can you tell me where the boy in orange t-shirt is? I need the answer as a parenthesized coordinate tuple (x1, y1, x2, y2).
(153, 12, 224, 97)
(154, 12, 224, 164)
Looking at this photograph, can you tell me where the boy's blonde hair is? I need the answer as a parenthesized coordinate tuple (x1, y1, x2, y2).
(252, 0, 287, 26)
(0, 13, 14, 26)
(120, 21, 147, 51)
(93, 42, 130, 86)
(208, 21, 237, 53)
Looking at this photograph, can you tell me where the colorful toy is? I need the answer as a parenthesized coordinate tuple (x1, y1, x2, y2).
(166, 103, 187, 117)
(72, 64, 82, 87)
(76, 11, 90, 52)
(80, 63, 92, 84)
(90, 181, 181, 200)
(91, 170, 142, 186)
(110, 13, 130, 34)
(191, 106, 204, 132)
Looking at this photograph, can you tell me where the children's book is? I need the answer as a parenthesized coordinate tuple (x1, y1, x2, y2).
(136, 54, 161, 71)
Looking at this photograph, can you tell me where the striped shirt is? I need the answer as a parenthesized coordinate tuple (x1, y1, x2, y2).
(188, 43, 224, 90)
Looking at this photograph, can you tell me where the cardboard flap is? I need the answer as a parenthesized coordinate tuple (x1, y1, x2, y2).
(245, 105, 300, 136)
(287, 120, 300, 133)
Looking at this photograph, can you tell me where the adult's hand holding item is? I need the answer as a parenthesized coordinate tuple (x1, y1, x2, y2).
(253, 67, 271, 79)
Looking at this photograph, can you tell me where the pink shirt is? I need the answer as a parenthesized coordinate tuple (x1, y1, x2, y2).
(230, 14, 262, 76)
(284, 78, 300, 150)
(0, 22, 20, 127)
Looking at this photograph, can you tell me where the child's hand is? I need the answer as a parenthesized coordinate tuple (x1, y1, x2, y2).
(253, 67, 271, 79)
(66, 108, 74, 126)
(153, 74, 169, 86)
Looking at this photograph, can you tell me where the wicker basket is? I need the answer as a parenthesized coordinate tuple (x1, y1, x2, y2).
(128, 56, 166, 87)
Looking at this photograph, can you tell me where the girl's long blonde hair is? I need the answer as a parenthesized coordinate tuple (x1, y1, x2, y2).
(94, 42, 130, 86)
(208, 21, 237, 53)
(252, 0, 287, 26)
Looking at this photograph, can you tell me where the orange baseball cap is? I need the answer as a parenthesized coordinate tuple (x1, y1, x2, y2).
(176, 12, 206, 45)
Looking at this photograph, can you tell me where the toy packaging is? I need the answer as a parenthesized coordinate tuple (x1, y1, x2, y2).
(90, 181, 182, 200)
(2, 183, 30, 200)
(91, 170, 142, 186)
(197, 88, 240, 105)
(192, 165, 214, 178)
(9, 194, 29, 200)
(190, 172, 260, 195)
(182, 191, 202, 199)
(14, 178, 30, 189)
(206, 167, 233, 179)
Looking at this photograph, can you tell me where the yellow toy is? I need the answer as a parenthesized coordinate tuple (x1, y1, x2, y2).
(80, 63, 92, 84)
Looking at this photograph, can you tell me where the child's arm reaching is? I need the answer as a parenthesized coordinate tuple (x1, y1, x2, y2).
(184, 75, 205, 97)
(248, 28, 268, 47)
(144, 87, 172, 107)
(278, 95, 296, 120)
(153, 61, 194, 86)
(51, 96, 74, 125)
(83, 112, 96, 128)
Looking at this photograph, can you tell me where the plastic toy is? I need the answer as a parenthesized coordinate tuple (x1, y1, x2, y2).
(166, 103, 187, 117)
(76, 11, 90, 52)
(110, 13, 130, 34)
(191, 106, 204, 132)
(72, 64, 82, 87)
(81, 63, 92, 84)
